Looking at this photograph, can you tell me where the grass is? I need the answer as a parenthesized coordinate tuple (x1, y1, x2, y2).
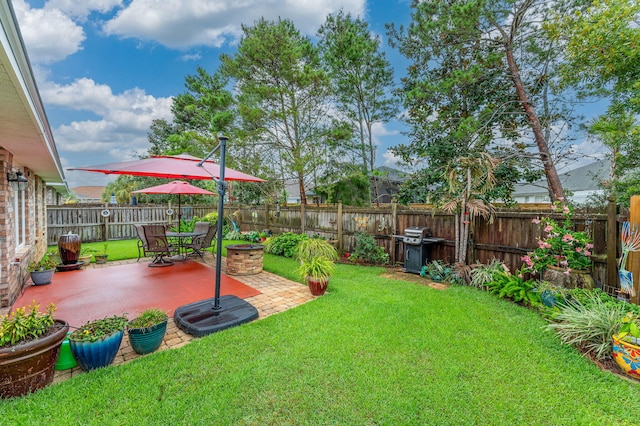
(49, 239, 247, 263)
(5, 244, 640, 424)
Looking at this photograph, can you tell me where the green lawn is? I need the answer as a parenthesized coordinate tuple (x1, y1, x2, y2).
(3, 246, 640, 424)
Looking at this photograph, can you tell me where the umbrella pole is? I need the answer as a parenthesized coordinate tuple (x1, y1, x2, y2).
(178, 194, 181, 233)
(213, 136, 228, 311)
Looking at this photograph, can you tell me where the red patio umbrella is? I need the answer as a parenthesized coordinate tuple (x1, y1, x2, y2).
(69, 143, 262, 336)
(132, 181, 215, 232)
(68, 154, 265, 182)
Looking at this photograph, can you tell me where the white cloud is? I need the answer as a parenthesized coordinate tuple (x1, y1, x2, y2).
(102, 0, 365, 49)
(44, 0, 122, 21)
(13, 0, 85, 63)
(36, 77, 173, 186)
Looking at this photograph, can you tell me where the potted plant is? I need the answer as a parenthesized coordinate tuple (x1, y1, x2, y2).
(94, 243, 109, 264)
(520, 201, 595, 289)
(612, 311, 640, 379)
(78, 247, 96, 266)
(0, 302, 69, 399)
(69, 314, 127, 371)
(296, 238, 338, 296)
(127, 308, 168, 355)
(27, 254, 57, 285)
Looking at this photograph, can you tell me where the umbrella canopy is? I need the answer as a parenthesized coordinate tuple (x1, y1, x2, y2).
(68, 154, 265, 182)
(132, 181, 215, 232)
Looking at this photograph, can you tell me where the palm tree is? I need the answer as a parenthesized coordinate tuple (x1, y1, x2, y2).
(441, 152, 499, 264)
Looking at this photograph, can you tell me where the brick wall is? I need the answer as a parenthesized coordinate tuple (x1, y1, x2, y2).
(0, 148, 48, 309)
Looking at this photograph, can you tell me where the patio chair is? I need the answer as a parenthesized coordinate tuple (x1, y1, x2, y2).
(134, 224, 146, 262)
(140, 224, 174, 267)
(193, 221, 210, 235)
(184, 225, 217, 259)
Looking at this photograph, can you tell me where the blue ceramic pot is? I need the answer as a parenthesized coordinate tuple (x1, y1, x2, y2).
(127, 320, 168, 355)
(69, 330, 124, 371)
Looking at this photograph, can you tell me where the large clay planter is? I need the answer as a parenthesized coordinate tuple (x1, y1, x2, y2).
(0, 320, 69, 399)
(58, 233, 81, 265)
(70, 330, 124, 371)
(127, 320, 168, 355)
(612, 334, 640, 379)
(542, 265, 595, 289)
(307, 278, 329, 296)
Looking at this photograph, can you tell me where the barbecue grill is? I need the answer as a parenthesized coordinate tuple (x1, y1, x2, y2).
(400, 227, 444, 274)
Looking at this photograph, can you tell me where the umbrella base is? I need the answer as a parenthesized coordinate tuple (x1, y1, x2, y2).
(173, 295, 258, 337)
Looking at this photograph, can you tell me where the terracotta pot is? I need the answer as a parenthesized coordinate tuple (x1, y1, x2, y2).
(542, 265, 594, 289)
(0, 320, 69, 399)
(307, 278, 328, 296)
(612, 334, 640, 380)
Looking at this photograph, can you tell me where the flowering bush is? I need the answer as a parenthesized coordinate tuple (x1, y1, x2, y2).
(520, 202, 593, 275)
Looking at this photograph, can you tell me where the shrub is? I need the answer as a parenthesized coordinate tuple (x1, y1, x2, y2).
(484, 271, 541, 307)
(546, 292, 627, 361)
(349, 232, 389, 264)
(264, 232, 309, 258)
(469, 259, 508, 288)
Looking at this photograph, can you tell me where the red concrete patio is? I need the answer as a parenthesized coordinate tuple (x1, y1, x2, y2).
(7, 254, 315, 383)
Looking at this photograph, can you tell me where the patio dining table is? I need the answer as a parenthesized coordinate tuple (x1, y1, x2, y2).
(166, 231, 205, 260)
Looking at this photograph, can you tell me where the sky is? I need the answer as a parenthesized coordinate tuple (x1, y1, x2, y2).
(13, 0, 604, 190)
(13, 0, 414, 189)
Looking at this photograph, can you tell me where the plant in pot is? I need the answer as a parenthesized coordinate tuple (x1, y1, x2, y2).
(27, 254, 57, 285)
(612, 311, 640, 379)
(94, 243, 109, 264)
(0, 302, 69, 399)
(78, 246, 96, 266)
(69, 314, 127, 371)
(127, 308, 168, 355)
(295, 238, 338, 296)
(520, 201, 594, 289)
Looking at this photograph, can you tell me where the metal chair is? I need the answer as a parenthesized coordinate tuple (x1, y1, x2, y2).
(139, 224, 174, 267)
(184, 225, 217, 259)
(193, 221, 211, 235)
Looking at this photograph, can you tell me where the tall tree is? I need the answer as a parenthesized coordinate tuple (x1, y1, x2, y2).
(317, 10, 398, 205)
(552, 0, 640, 205)
(221, 18, 347, 205)
(388, 0, 574, 203)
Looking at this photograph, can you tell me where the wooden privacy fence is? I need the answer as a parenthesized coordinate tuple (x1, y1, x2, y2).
(47, 204, 219, 245)
(229, 201, 620, 296)
(47, 201, 622, 296)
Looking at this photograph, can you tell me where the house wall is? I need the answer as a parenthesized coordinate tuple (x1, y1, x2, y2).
(0, 148, 49, 309)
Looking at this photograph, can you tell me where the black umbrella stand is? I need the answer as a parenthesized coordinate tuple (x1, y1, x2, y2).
(173, 136, 259, 337)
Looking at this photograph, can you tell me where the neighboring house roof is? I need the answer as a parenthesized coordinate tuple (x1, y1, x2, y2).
(374, 166, 409, 183)
(72, 186, 105, 201)
(0, 2, 67, 190)
(514, 159, 611, 200)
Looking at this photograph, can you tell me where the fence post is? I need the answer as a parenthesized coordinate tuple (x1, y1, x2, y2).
(264, 203, 270, 231)
(102, 202, 109, 241)
(390, 201, 397, 262)
(629, 196, 640, 304)
(607, 196, 618, 292)
(300, 202, 306, 234)
(337, 201, 343, 252)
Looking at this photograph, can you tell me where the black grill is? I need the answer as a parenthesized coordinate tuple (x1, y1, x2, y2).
(400, 227, 443, 274)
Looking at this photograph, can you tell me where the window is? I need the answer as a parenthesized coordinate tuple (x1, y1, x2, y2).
(14, 189, 25, 247)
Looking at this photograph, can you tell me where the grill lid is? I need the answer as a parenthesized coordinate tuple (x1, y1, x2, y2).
(403, 226, 431, 238)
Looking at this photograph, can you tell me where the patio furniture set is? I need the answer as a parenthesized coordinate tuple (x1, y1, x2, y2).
(135, 222, 217, 266)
